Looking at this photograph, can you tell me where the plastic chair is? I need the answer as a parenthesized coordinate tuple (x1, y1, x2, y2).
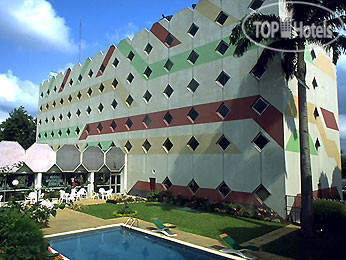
(105, 188, 113, 200)
(99, 188, 106, 200)
(77, 188, 87, 199)
(59, 190, 66, 203)
(24, 192, 37, 205)
(152, 218, 177, 237)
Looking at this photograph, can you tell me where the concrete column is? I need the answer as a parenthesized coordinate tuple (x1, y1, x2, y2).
(88, 172, 94, 197)
(35, 172, 42, 189)
(123, 154, 128, 194)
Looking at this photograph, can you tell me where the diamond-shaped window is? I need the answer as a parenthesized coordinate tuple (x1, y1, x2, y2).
(45, 117, 48, 124)
(111, 99, 118, 110)
(315, 138, 321, 151)
(163, 84, 174, 98)
(124, 141, 132, 153)
(187, 50, 199, 64)
(143, 115, 152, 128)
(58, 130, 63, 137)
(86, 106, 92, 115)
(99, 83, 105, 93)
(163, 177, 173, 189)
(187, 136, 199, 151)
(66, 128, 71, 136)
(112, 79, 118, 89)
(88, 69, 93, 78)
(97, 123, 103, 133)
(314, 108, 319, 119)
(59, 114, 63, 121)
(52, 101, 56, 107)
(187, 23, 199, 37)
(143, 90, 152, 103)
(38, 119, 42, 125)
(125, 118, 133, 130)
(143, 67, 152, 78)
(68, 95, 73, 103)
(251, 63, 267, 79)
(163, 138, 173, 153)
(53, 86, 57, 92)
(67, 111, 72, 119)
(127, 51, 135, 61)
(40, 105, 43, 112)
(127, 73, 134, 84)
(87, 88, 93, 97)
(69, 78, 73, 86)
(44, 132, 48, 138)
(51, 116, 55, 122)
(188, 179, 199, 194)
(218, 181, 231, 197)
(311, 49, 316, 60)
(142, 139, 151, 153)
(40, 92, 44, 98)
(217, 135, 231, 151)
(38, 133, 41, 139)
(254, 184, 271, 201)
(253, 133, 269, 151)
(144, 43, 153, 55)
(86, 124, 91, 134)
(312, 78, 318, 89)
(217, 103, 230, 120)
(60, 98, 64, 105)
(98, 103, 104, 112)
(77, 91, 82, 100)
(126, 95, 134, 107)
(164, 34, 174, 47)
(216, 71, 230, 87)
(76, 109, 81, 117)
(163, 112, 173, 126)
(164, 59, 174, 71)
(46, 103, 49, 109)
(78, 74, 83, 82)
(110, 120, 117, 131)
(187, 78, 199, 93)
(249, 0, 265, 10)
(75, 127, 80, 135)
(215, 11, 229, 25)
(252, 98, 269, 115)
(187, 108, 199, 123)
(113, 58, 119, 67)
(216, 40, 229, 55)
(47, 89, 50, 96)
(51, 131, 54, 138)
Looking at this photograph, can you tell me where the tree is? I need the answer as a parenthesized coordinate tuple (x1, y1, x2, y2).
(0, 106, 36, 149)
(229, 1, 345, 237)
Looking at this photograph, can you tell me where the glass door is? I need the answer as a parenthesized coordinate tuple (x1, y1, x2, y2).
(110, 174, 121, 193)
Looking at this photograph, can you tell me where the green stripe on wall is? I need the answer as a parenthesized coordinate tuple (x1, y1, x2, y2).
(75, 58, 92, 86)
(38, 125, 83, 141)
(285, 130, 318, 155)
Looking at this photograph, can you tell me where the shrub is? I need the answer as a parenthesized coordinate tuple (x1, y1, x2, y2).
(313, 199, 346, 232)
(69, 204, 88, 212)
(0, 207, 48, 259)
(146, 191, 161, 202)
(112, 203, 138, 218)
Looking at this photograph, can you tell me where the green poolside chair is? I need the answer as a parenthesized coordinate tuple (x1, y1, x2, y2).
(152, 218, 177, 237)
(218, 233, 258, 260)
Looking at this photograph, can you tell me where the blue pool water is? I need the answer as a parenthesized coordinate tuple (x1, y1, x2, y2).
(49, 227, 228, 260)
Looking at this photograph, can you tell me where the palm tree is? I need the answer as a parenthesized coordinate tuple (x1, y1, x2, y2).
(229, 0, 345, 237)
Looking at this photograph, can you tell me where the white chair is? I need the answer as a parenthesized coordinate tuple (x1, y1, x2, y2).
(91, 191, 99, 200)
(77, 188, 87, 199)
(59, 190, 67, 203)
(0, 194, 3, 206)
(69, 188, 78, 203)
(105, 189, 113, 200)
(24, 192, 37, 205)
(99, 188, 106, 200)
(40, 199, 54, 209)
(38, 192, 45, 201)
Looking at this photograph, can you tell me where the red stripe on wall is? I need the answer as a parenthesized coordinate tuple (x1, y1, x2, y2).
(320, 108, 339, 131)
(79, 95, 284, 148)
(96, 45, 115, 77)
(150, 23, 181, 48)
(58, 68, 72, 92)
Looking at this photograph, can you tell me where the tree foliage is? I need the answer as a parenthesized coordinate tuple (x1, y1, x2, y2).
(0, 106, 36, 149)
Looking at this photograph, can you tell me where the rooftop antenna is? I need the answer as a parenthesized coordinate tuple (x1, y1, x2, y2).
(79, 18, 82, 64)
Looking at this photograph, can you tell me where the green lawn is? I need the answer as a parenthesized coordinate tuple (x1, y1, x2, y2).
(80, 202, 284, 243)
(262, 230, 346, 260)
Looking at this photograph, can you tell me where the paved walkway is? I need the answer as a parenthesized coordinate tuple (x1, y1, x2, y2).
(43, 202, 296, 260)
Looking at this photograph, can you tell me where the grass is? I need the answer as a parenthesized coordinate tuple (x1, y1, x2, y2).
(80, 202, 284, 243)
(262, 230, 346, 260)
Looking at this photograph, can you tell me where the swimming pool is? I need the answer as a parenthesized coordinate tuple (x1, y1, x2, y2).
(48, 225, 231, 260)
